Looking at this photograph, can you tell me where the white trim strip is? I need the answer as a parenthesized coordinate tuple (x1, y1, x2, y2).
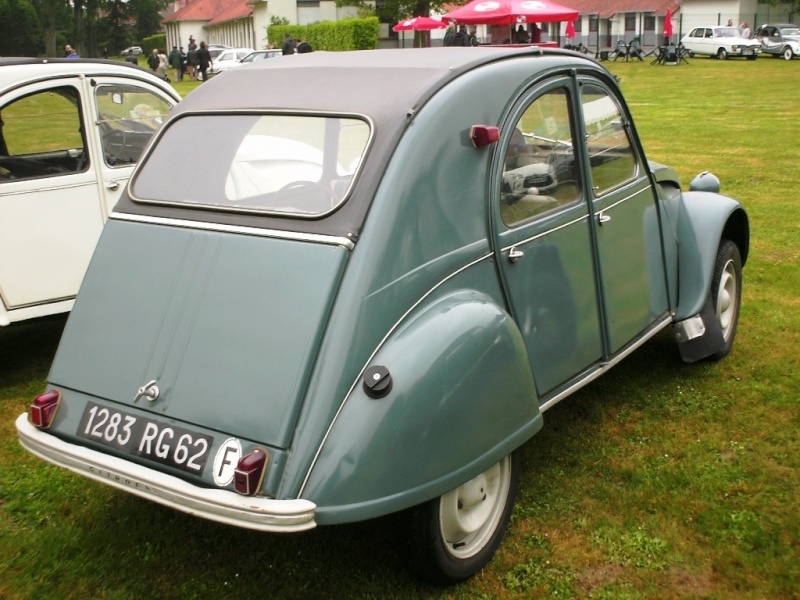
(110, 212, 356, 250)
(298, 252, 494, 497)
(501, 213, 589, 252)
(539, 314, 673, 413)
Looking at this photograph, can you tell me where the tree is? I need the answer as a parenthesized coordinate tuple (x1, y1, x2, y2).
(0, 0, 43, 56)
(128, 0, 168, 43)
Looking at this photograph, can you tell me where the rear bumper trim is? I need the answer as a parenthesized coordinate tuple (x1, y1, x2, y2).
(16, 413, 316, 532)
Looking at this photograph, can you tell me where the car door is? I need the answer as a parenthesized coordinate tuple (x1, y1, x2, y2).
(0, 78, 104, 312)
(578, 79, 670, 353)
(493, 77, 603, 399)
(493, 74, 669, 400)
(89, 77, 174, 215)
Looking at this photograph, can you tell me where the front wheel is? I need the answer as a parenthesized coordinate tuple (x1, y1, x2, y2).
(709, 239, 742, 360)
(783, 47, 794, 60)
(406, 452, 520, 584)
(717, 48, 728, 60)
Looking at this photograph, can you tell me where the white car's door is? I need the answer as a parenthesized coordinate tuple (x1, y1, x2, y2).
(0, 78, 104, 319)
(90, 77, 174, 215)
(0, 75, 175, 324)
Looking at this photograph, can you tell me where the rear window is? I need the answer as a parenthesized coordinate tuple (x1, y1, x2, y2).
(131, 114, 371, 216)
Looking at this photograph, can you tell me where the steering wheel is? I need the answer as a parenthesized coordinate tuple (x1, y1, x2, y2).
(102, 130, 128, 164)
(277, 180, 334, 209)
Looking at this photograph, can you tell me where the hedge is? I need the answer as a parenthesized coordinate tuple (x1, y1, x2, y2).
(143, 34, 167, 54)
(268, 17, 378, 52)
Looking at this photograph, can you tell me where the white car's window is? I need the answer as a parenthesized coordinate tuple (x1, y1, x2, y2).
(95, 84, 172, 167)
(132, 114, 371, 216)
(581, 85, 638, 197)
(0, 86, 87, 182)
(500, 87, 581, 226)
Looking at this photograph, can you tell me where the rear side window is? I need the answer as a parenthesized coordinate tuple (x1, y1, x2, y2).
(0, 86, 87, 182)
(132, 114, 371, 216)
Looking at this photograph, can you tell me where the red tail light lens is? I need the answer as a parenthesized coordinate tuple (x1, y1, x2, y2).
(470, 125, 500, 148)
(234, 448, 268, 496)
(30, 389, 61, 429)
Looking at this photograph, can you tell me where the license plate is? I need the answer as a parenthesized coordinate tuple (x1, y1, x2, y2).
(77, 402, 214, 475)
(743, 49, 753, 55)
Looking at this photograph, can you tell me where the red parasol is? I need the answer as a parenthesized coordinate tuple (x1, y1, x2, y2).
(443, 0, 578, 26)
(393, 16, 448, 31)
(565, 19, 575, 38)
(663, 9, 674, 38)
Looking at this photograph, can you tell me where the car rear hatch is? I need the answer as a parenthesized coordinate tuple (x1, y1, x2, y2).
(48, 217, 348, 450)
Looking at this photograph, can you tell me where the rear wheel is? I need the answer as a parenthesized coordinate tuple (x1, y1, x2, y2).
(709, 239, 742, 360)
(407, 452, 520, 584)
(717, 48, 728, 60)
(783, 46, 794, 60)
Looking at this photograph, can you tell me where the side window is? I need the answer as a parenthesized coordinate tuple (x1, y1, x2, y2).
(0, 86, 87, 182)
(500, 87, 581, 226)
(581, 84, 638, 196)
(95, 84, 171, 167)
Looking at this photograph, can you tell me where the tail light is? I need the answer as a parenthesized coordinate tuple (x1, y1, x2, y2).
(234, 448, 268, 496)
(30, 390, 61, 429)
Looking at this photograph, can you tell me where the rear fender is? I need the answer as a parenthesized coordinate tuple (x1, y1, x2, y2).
(300, 290, 541, 524)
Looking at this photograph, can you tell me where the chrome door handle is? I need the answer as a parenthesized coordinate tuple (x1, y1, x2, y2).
(508, 247, 524, 263)
(598, 211, 611, 225)
(106, 180, 120, 191)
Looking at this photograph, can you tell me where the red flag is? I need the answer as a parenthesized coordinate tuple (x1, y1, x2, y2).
(663, 9, 674, 38)
(565, 19, 576, 39)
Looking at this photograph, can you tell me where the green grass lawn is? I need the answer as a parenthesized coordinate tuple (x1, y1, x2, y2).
(1, 55, 798, 599)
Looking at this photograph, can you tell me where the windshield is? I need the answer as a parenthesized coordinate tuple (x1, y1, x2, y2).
(716, 27, 740, 37)
(132, 114, 371, 216)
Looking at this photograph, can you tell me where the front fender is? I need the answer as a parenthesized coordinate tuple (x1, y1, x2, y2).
(301, 290, 541, 524)
(675, 191, 749, 321)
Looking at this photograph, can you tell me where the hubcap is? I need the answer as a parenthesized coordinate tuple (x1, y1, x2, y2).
(716, 258, 737, 340)
(439, 456, 511, 559)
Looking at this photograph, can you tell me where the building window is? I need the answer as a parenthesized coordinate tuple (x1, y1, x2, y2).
(645, 16, 655, 31)
(589, 18, 597, 32)
(625, 14, 636, 31)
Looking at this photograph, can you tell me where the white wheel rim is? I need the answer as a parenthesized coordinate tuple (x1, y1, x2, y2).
(439, 456, 511, 559)
(716, 258, 737, 340)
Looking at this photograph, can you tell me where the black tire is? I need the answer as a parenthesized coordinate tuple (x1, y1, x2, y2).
(709, 239, 742, 360)
(717, 48, 728, 60)
(406, 452, 520, 585)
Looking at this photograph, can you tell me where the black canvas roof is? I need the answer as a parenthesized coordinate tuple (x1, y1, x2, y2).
(117, 47, 592, 240)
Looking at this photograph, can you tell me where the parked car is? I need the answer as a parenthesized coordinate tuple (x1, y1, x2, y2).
(120, 46, 143, 56)
(16, 48, 748, 584)
(207, 44, 232, 61)
(681, 26, 761, 59)
(238, 49, 284, 64)
(752, 23, 800, 59)
(207, 47, 255, 76)
(0, 58, 180, 326)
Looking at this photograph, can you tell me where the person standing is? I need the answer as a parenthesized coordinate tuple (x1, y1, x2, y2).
(196, 41, 212, 82)
(297, 39, 312, 53)
(740, 22, 751, 38)
(124, 50, 138, 65)
(147, 48, 160, 72)
(186, 45, 198, 80)
(168, 45, 183, 82)
(65, 44, 79, 58)
(282, 33, 296, 55)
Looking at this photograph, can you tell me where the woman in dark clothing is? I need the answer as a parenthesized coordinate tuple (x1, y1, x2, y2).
(196, 42, 212, 82)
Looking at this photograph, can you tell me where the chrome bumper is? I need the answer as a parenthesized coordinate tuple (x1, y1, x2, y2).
(16, 413, 316, 532)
